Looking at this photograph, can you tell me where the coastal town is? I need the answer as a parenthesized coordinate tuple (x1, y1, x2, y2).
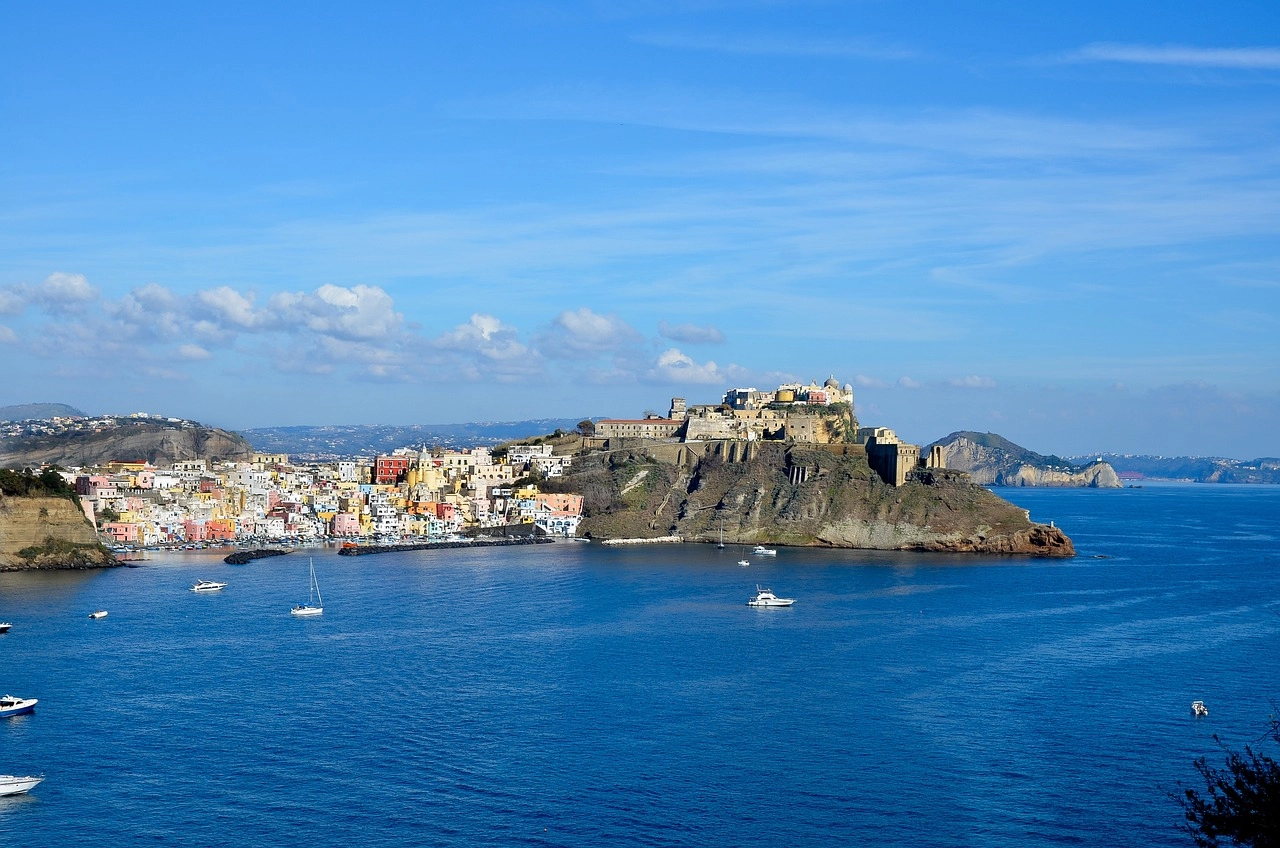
(2, 376, 948, 551)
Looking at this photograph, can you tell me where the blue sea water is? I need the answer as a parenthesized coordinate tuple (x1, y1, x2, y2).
(1, 483, 1277, 847)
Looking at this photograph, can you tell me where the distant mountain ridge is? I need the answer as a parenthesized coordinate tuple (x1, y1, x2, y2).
(1081, 454, 1280, 484)
(0, 418, 253, 468)
(241, 419, 592, 459)
(0, 402, 86, 421)
(930, 431, 1121, 488)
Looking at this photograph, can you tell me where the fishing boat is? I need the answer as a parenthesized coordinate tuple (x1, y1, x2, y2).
(0, 696, 37, 718)
(0, 775, 42, 797)
(747, 586, 794, 607)
(88, 610, 108, 619)
(190, 580, 227, 593)
(752, 545, 777, 556)
(291, 558, 324, 617)
(1192, 700, 1209, 717)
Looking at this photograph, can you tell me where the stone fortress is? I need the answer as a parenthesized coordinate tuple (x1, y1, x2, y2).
(596, 376, 947, 487)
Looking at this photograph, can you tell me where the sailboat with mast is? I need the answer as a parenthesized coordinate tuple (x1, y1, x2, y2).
(291, 558, 324, 617)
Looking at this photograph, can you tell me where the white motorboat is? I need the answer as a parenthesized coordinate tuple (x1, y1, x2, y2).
(88, 610, 108, 619)
(737, 559, 750, 567)
(291, 558, 324, 617)
(0, 696, 36, 718)
(0, 623, 10, 634)
(752, 545, 777, 556)
(1192, 700, 1209, 717)
(747, 585, 794, 607)
(0, 775, 42, 797)
(190, 580, 227, 593)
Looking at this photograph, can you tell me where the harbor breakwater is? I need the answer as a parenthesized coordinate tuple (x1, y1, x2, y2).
(338, 537, 556, 557)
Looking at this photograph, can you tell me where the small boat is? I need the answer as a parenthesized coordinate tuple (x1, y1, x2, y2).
(0, 623, 10, 634)
(752, 545, 777, 556)
(0, 696, 37, 718)
(88, 610, 108, 619)
(1192, 700, 1209, 717)
(190, 580, 227, 593)
(737, 559, 750, 567)
(747, 585, 794, 608)
(291, 558, 323, 617)
(0, 774, 43, 796)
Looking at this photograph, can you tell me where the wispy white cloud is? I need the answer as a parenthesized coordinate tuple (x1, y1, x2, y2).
(1061, 42, 1280, 70)
(633, 32, 916, 61)
(0, 325, 16, 344)
(658, 320, 725, 344)
(948, 375, 997, 389)
(898, 376, 921, 389)
(647, 347, 742, 384)
(852, 374, 886, 389)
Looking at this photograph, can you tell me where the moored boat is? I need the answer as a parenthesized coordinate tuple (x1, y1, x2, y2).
(737, 559, 750, 567)
(88, 610, 108, 619)
(752, 545, 777, 556)
(0, 775, 43, 796)
(190, 580, 227, 593)
(1192, 700, 1209, 717)
(291, 558, 324, 617)
(0, 696, 37, 718)
(0, 623, 10, 634)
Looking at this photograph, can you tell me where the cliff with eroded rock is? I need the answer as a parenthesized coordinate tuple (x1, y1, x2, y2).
(930, 432, 1121, 488)
(0, 495, 118, 570)
(541, 441, 1073, 557)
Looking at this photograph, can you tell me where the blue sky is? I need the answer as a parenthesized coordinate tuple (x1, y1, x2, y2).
(2, 1, 1278, 457)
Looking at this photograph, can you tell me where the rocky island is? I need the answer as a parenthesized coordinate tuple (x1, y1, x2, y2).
(539, 440, 1072, 556)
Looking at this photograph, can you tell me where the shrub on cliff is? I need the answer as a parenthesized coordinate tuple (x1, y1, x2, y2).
(1175, 717, 1280, 847)
(0, 467, 78, 501)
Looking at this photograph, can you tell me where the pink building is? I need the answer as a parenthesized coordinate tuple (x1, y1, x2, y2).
(331, 513, 361, 536)
(102, 523, 141, 544)
(183, 521, 209, 542)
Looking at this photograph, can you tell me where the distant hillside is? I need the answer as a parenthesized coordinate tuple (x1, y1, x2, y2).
(0, 402, 86, 421)
(0, 419, 253, 468)
(1082, 454, 1280, 484)
(930, 431, 1121, 488)
(242, 419, 592, 459)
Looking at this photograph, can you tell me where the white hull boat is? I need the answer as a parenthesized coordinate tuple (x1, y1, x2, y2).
(747, 585, 794, 607)
(0, 623, 11, 634)
(0, 775, 42, 797)
(737, 559, 750, 567)
(0, 696, 36, 718)
(291, 559, 324, 617)
(751, 545, 777, 557)
(88, 610, 108, 619)
(190, 580, 227, 593)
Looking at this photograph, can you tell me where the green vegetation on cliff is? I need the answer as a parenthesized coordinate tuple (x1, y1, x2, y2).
(0, 467, 78, 502)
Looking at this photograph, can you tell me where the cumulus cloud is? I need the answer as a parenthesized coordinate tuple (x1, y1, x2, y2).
(269, 284, 404, 342)
(177, 344, 212, 360)
(0, 289, 25, 315)
(897, 376, 922, 389)
(538, 307, 643, 359)
(0, 325, 16, 344)
(195, 286, 263, 330)
(433, 313, 529, 362)
(658, 320, 725, 345)
(31, 272, 98, 312)
(948, 375, 997, 389)
(648, 348, 739, 384)
(853, 374, 886, 389)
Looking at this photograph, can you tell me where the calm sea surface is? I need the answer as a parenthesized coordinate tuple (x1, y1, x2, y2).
(1, 483, 1277, 846)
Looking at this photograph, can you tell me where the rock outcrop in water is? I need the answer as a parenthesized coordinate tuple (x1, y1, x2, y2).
(543, 441, 1073, 557)
(930, 431, 1121, 488)
(0, 495, 118, 570)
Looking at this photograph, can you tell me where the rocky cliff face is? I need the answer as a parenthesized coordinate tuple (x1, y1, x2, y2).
(0, 495, 118, 570)
(0, 424, 253, 468)
(550, 442, 1073, 557)
(933, 432, 1121, 488)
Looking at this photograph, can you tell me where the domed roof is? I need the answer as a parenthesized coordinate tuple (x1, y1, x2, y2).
(824, 375, 839, 389)
(844, 383, 853, 393)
